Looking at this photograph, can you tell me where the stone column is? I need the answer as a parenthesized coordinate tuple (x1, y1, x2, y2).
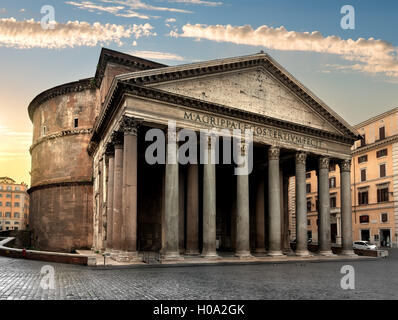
(105, 144, 115, 252)
(179, 166, 185, 254)
(120, 117, 140, 261)
(295, 152, 310, 256)
(235, 141, 251, 258)
(202, 135, 219, 259)
(111, 132, 124, 256)
(340, 159, 356, 256)
(98, 157, 104, 251)
(255, 169, 266, 254)
(186, 163, 199, 255)
(268, 146, 284, 256)
(318, 157, 333, 256)
(163, 129, 181, 260)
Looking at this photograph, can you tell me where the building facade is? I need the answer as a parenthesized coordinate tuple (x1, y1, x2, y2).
(289, 108, 398, 248)
(0, 177, 29, 231)
(29, 48, 359, 259)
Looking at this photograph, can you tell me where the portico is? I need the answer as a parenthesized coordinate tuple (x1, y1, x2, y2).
(89, 52, 359, 262)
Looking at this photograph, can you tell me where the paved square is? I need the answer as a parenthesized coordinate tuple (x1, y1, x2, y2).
(0, 250, 397, 300)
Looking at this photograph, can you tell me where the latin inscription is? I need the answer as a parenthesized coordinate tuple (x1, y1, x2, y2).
(183, 111, 323, 148)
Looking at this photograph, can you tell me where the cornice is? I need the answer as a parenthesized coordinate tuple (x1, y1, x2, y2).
(30, 128, 92, 154)
(89, 81, 355, 155)
(28, 78, 96, 121)
(351, 134, 398, 155)
(28, 180, 93, 194)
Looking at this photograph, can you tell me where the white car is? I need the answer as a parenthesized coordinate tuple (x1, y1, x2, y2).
(353, 241, 377, 250)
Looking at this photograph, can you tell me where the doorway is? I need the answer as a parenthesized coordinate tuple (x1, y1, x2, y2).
(380, 229, 391, 247)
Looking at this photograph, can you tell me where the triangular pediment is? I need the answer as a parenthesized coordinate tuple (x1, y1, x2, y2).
(152, 67, 341, 134)
(114, 52, 358, 139)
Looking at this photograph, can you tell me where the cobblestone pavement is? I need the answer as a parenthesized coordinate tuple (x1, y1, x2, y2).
(0, 250, 397, 300)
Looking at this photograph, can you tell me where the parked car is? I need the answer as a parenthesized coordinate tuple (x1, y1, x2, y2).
(353, 241, 377, 250)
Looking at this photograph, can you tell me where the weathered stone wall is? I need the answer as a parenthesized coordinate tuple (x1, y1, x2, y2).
(29, 87, 97, 252)
(29, 183, 93, 252)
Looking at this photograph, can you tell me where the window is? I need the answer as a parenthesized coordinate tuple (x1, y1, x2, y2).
(0, 194, 2, 197)
(380, 164, 386, 178)
(306, 184, 311, 193)
(329, 164, 336, 172)
(14, 213, 19, 219)
(330, 196, 337, 208)
(329, 177, 336, 188)
(5, 221, 10, 225)
(377, 188, 389, 203)
(5, 212, 11, 218)
(381, 213, 388, 223)
(306, 172, 311, 179)
(6, 194, 11, 198)
(6, 186, 11, 190)
(358, 155, 368, 164)
(307, 199, 312, 212)
(376, 149, 388, 158)
(361, 169, 367, 182)
(15, 187, 20, 191)
(5, 202, 11, 207)
(74, 118, 79, 128)
(0, 201, 2, 206)
(315, 199, 319, 211)
(15, 194, 20, 199)
(360, 215, 369, 223)
(358, 190, 369, 205)
(42, 126, 47, 136)
(14, 202, 20, 207)
(14, 221, 19, 225)
(307, 219, 311, 226)
(360, 135, 366, 147)
(379, 126, 386, 140)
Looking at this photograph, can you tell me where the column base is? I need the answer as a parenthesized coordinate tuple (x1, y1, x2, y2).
(341, 250, 357, 257)
(318, 250, 335, 256)
(110, 250, 122, 260)
(202, 252, 221, 260)
(267, 250, 285, 257)
(295, 249, 312, 257)
(235, 251, 254, 259)
(162, 251, 184, 262)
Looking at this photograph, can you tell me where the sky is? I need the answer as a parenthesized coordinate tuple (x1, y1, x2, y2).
(0, 0, 397, 186)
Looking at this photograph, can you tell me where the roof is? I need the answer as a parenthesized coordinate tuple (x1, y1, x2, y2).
(93, 47, 167, 88)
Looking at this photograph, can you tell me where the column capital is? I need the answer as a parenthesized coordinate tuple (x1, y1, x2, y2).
(268, 146, 280, 160)
(105, 142, 115, 157)
(120, 116, 141, 136)
(110, 131, 124, 148)
(318, 156, 330, 169)
(339, 159, 351, 172)
(295, 152, 307, 165)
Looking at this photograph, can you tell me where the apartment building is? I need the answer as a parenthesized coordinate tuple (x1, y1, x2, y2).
(0, 177, 29, 231)
(289, 107, 398, 248)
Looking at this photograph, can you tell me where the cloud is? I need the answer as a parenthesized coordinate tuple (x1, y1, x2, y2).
(165, 18, 176, 23)
(19, 9, 26, 13)
(0, 126, 32, 160)
(0, 18, 155, 49)
(168, 0, 222, 6)
(66, 1, 150, 19)
(129, 50, 185, 61)
(171, 23, 398, 78)
(100, 0, 192, 13)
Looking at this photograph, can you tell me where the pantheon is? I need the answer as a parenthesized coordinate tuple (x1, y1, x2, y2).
(28, 48, 359, 261)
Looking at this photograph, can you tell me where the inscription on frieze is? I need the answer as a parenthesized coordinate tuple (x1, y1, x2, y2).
(183, 111, 323, 149)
